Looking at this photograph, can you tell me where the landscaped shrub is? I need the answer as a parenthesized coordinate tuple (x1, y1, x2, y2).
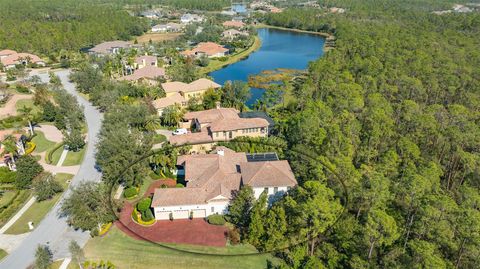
(15, 84, 30, 93)
(123, 187, 138, 199)
(175, 183, 184, 188)
(25, 142, 36, 155)
(207, 214, 226, 225)
(15, 155, 44, 189)
(141, 209, 154, 222)
(137, 197, 151, 212)
(0, 167, 16, 184)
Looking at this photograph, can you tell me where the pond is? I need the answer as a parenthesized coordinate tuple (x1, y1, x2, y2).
(209, 27, 325, 106)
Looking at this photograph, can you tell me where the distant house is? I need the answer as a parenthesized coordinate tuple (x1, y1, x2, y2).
(0, 130, 26, 170)
(151, 147, 297, 220)
(151, 22, 183, 33)
(134, 55, 158, 69)
(181, 42, 229, 58)
(88, 41, 132, 55)
(329, 7, 346, 14)
(140, 10, 161, 19)
(169, 107, 269, 152)
(0, 50, 45, 70)
(180, 13, 204, 24)
(222, 20, 245, 28)
(118, 66, 165, 86)
(153, 78, 221, 115)
(222, 29, 248, 40)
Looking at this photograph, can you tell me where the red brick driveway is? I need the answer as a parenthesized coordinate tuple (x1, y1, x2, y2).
(115, 180, 228, 247)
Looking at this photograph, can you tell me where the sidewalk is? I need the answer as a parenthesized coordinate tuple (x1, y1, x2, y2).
(0, 197, 36, 234)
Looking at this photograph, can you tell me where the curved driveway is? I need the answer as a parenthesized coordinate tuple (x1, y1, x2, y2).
(0, 69, 103, 268)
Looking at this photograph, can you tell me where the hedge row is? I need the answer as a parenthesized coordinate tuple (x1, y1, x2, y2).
(0, 190, 31, 227)
(207, 214, 226, 225)
(46, 142, 65, 164)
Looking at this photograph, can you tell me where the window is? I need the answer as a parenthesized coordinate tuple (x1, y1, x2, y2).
(274, 187, 278, 193)
(264, 187, 268, 193)
(211, 207, 215, 213)
(216, 132, 219, 137)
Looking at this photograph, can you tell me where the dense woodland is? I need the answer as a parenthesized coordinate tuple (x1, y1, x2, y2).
(247, 1, 480, 268)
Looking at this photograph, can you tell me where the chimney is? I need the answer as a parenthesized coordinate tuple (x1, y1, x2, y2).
(142, 59, 146, 67)
(217, 149, 225, 156)
(215, 101, 221, 109)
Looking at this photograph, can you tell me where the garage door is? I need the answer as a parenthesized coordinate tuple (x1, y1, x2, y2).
(173, 210, 189, 219)
(155, 211, 171, 220)
(191, 209, 206, 218)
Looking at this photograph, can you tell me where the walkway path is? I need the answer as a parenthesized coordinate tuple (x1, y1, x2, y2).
(57, 149, 69, 167)
(0, 69, 103, 269)
(0, 94, 32, 119)
(34, 124, 64, 142)
(0, 197, 36, 234)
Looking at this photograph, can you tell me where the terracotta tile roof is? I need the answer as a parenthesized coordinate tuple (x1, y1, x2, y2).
(0, 130, 23, 141)
(89, 41, 131, 54)
(152, 92, 186, 109)
(1, 53, 44, 66)
(135, 55, 157, 66)
(222, 20, 245, 28)
(152, 148, 246, 207)
(169, 128, 213, 145)
(181, 42, 228, 57)
(0, 50, 17, 57)
(183, 108, 239, 124)
(161, 78, 220, 94)
(240, 160, 297, 187)
(118, 66, 165, 81)
(209, 118, 269, 132)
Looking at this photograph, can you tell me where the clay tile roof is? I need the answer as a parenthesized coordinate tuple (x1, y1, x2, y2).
(209, 118, 269, 132)
(169, 128, 213, 145)
(240, 160, 297, 187)
(0, 129, 23, 141)
(1, 53, 43, 66)
(152, 93, 185, 109)
(118, 66, 165, 81)
(89, 41, 131, 54)
(181, 42, 228, 57)
(222, 20, 245, 28)
(161, 78, 220, 94)
(183, 108, 239, 123)
(152, 188, 208, 207)
(135, 55, 157, 66)
(0, 49, 17, 57)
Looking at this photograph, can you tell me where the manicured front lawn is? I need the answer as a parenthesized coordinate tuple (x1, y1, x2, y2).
(32, 131, 57, 153)
(15, 99, 41, 115)
(0, 248, 7, 260)
(50, 145, 64, 165)
(84, 227, 276, 269)
(62, 146, 86, 166)
(0, 190, 17, 208)
(4, 174, 73, 235)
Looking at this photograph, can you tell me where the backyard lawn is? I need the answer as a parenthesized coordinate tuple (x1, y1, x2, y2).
(31, 131, 56, 153)
(4, 174, 73, 234)
(84, 227, 276, 269)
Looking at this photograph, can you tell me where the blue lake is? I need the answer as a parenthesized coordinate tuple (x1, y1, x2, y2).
(209, 28, 325, 106)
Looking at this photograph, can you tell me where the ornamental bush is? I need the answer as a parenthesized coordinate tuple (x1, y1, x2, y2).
(0, 167, 16, 183)
(207, 214, 226, 225)
(141, 208, 154, 222)
(137, 197, 151, 212)
(123, 187, 137, 198)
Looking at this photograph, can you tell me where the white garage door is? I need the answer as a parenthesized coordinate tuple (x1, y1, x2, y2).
(191, 209, 206, 218)
(155, 211, 171, 220)
(173, 210, 189, 219)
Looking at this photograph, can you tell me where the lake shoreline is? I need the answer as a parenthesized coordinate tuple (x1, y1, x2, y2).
(201, 35, 262, 75)
(254, 23, 331, 38)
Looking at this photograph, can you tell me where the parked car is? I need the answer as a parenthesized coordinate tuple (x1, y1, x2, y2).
(172, 128, 188, 135)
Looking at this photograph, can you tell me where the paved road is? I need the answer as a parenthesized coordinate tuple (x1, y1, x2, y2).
(0, 69, 103, 268)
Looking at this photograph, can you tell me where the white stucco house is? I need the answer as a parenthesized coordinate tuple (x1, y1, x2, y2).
(151, 147, 297, 220)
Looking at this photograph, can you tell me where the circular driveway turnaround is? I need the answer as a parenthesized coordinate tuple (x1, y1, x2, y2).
(0, 69, 103, 269)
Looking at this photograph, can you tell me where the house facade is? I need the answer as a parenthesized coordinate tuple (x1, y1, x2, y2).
(180, 13, 204, 24)
(88, 41, 132, 55)
(151, 23, 183, 33)
(169, 107, 269, 152)
(151, 147, 297, 220)
(0, 50, 46, 70)
(118, 66, 165, 86)
(181, 42, 229, 58)
(134, 55, 158, 69)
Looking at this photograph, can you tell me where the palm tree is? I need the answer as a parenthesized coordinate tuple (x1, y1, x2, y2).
(1, 135, 18, 169)
(18, 105, 34, 136)
(161, 105, 183, 127)
(145, 115, 161, 132)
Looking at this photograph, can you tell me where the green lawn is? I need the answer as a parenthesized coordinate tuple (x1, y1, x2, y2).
(4, 174, 73, 235)
(51, 146, 86, 166)
(84, 227, 275, 269)
(15, 99, 41, 115)
(0, 249, 7, 260)
(0, 190, 17, 208)
(62, 146, 86, 166)
(32, 131, 56, 153)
